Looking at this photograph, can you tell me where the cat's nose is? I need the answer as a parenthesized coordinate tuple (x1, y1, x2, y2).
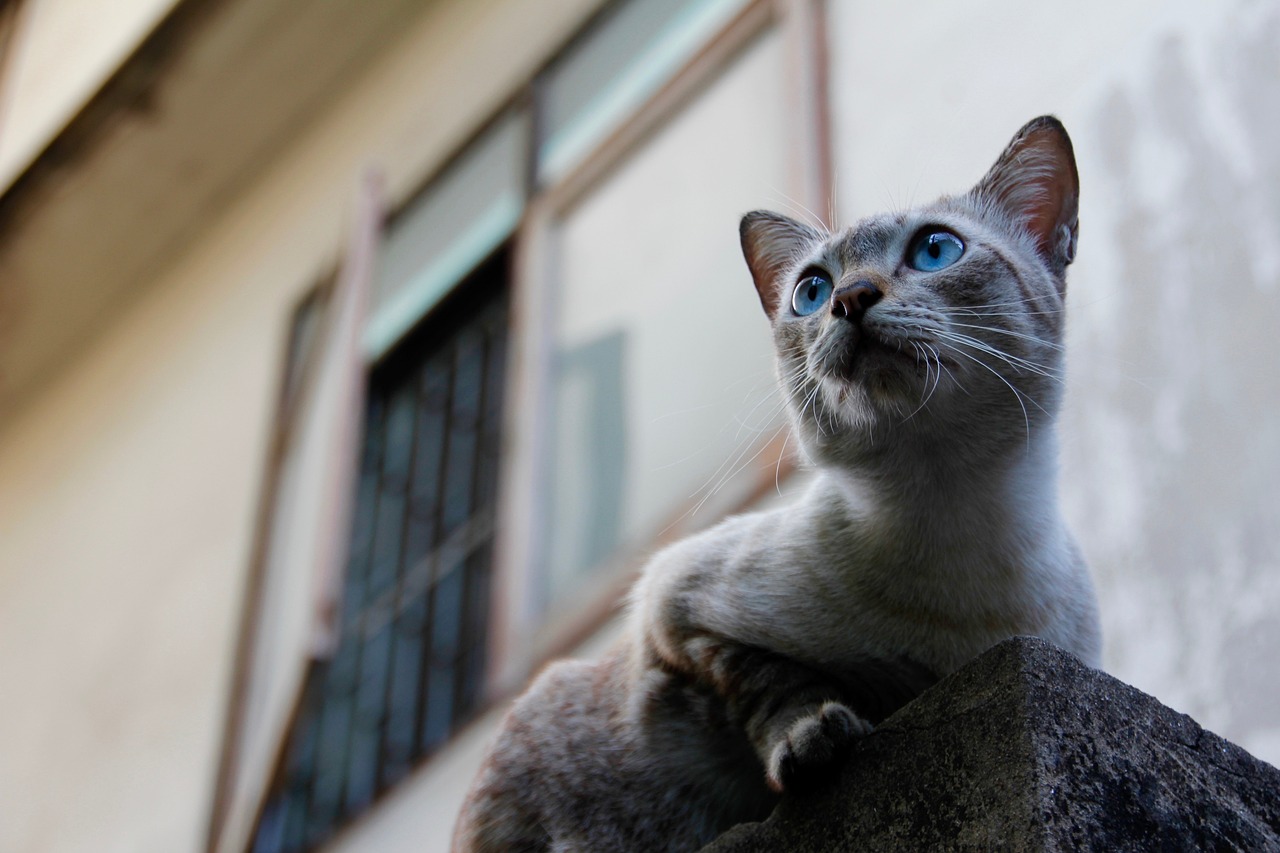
(831, 280, 883, 323)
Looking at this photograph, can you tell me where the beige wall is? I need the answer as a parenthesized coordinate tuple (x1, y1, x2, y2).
(828, 0, 1280, 765)
(0, 1, 602, 851)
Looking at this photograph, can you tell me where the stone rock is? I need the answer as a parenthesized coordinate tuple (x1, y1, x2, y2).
(701, 637, 1280, 852)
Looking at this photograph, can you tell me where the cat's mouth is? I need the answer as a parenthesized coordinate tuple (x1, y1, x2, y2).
(812, 324, 919, 383)
(806, 323, 955, 417)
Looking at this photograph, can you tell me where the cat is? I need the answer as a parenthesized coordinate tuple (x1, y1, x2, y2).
(451, 115, 1101, 852)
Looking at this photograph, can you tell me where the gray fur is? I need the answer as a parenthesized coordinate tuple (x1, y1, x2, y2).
(453, 116, 1100, 852)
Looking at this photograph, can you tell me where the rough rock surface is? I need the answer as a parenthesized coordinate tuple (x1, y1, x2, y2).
(701, 637, 1280, 852)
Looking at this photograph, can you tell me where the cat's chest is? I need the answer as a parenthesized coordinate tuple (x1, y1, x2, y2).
(737, 534, 1045, 673)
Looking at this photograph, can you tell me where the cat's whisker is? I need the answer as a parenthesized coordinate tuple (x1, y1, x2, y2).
(935, 331, 1063, 384)
(946, 343, 1050, 420)
(799, 385, 818, 431)
(655, 386, 784, 533)
(927, 346, 944, 401)
(937, 299, 1067, 323)
(928, 344, 965, 395)
(814, 377, 841, 437)
(682, 393, 788, 488)
(921, 340, 942, 394)
(941, 337, 1062, 383)
(649, 400, 721, 426)
(669, 416, 779, 531)
(938, 343, 1034, 452)
(946, 321, 1066, 352)
(937, 293, 1059, 312)
(828, 169, 840, 228)
(655, 375, 784, 476)
(685, 423, 789, 520)
(660, 397, 785, 476)
(800, 382, 826, 439)
(774, 426, 792, 497)
(776, 361, 808, 387)
(821, 386, 838, 437)
(728, 382, 787, 440)
(765, 184, 830, 234)
(944, 307, 1067, 320)
(900, 343, 940, 423)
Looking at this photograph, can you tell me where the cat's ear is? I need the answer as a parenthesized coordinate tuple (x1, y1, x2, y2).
(971, 116, 1080, 277)
(740, 211, 823, 319)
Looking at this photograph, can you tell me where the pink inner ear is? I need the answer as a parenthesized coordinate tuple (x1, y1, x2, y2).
(1027, 168, 1076, 257)
(976, 119, 1079, 269)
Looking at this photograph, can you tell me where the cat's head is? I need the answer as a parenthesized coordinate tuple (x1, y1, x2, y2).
(741, 116, 1079, 467)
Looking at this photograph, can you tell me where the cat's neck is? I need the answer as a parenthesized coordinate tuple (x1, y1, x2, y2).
(818, 424, 1065, 562)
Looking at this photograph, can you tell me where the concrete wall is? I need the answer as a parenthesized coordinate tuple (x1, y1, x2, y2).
(828, 0, 1280, 765)
(0, 1, 601, 851)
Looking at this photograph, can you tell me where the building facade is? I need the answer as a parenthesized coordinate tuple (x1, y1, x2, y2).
(1, 1, 1277, 851)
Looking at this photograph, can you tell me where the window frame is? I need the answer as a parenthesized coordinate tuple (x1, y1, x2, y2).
(209, 174, 384, 853)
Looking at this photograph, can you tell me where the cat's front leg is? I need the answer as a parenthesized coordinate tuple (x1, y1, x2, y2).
(671, 630, 870, 792)
(633, 536, 897, 793)
(768, 699, 873, 792)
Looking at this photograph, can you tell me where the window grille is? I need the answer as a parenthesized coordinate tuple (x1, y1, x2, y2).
(251, 251, 509, 853)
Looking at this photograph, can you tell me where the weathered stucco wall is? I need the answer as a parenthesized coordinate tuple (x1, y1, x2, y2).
(1067, 3, 1280, 763)
(829, 0, 1280, 765)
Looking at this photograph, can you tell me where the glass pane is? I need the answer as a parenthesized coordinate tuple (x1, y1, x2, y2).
(544, 28, 794, 603)
(538, 0, 750, 181)
(365, 111, 526, 358)
(380, 601, 425, 786)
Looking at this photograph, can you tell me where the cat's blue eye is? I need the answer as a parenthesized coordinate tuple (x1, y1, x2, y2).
(908, 230, 965, 272)
(791, 273, 834, 316)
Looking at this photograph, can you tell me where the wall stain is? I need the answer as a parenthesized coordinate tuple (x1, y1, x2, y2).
(1062, 1, 1280, 763)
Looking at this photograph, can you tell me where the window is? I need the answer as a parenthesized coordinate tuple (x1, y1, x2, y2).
(543, 23, 792, 608)
(364, 112, 527, 360)
(494, 0, 830, 677)
(214, 1, 830, 850)
(252, 254, 509, 853)
(537, 0, 750, 181)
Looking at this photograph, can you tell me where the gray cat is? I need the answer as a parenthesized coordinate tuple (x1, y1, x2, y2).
(452, 116, 1101, 852)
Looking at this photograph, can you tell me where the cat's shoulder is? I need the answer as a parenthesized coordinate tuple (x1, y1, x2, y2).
(642, 504, 793, 582)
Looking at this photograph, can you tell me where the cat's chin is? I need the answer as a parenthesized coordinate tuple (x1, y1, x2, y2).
(806, 376, 927, 439)
(814, 339, 932, 415)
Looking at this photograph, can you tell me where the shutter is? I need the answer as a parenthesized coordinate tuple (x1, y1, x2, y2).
(208, 173, 383, 853)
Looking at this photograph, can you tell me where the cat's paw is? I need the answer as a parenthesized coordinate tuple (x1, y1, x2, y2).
(766, 701, 872, 793)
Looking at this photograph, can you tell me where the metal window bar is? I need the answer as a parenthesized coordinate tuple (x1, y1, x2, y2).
(252, 253, 509, 853)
